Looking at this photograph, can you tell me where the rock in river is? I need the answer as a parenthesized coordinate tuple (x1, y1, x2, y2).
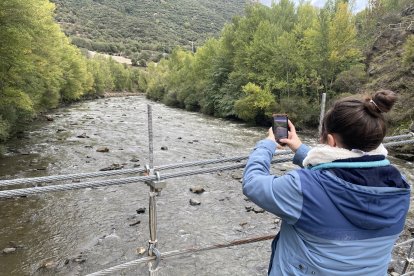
(189, 186, 205, 194)
(96, 147, 109, 152)
(100, 163, 123, 171)
(77, 133, 89, 138)
(189, 199, 201, 206)
(2, 247, 16, 254)
(136, 208, 146, 214)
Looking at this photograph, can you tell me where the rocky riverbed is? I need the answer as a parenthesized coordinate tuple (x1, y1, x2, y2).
(0, 96, 413, 275)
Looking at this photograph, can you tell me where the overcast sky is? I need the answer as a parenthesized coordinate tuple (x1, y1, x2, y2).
(259, 0, 368, 13)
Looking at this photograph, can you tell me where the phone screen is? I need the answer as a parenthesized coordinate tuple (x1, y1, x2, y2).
(272, 114, 288, 141)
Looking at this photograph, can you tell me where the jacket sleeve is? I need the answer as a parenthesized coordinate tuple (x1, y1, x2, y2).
(242, 139, 303, 224)
(292, 143, 311, 168)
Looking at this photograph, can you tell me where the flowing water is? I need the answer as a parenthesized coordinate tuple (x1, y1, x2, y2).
(0, 96, 413, 275)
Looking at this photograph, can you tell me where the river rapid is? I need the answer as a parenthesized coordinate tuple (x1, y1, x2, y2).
(0, 96, 413, 276)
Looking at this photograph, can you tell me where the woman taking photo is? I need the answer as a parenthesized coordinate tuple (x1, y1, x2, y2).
(243, 90, 411, 275)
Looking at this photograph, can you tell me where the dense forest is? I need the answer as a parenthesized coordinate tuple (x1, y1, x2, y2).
(1, 0, 413, 144)
(51, 0, 248, 65)
(141, 0, 414, 130)
(0, 0, 140, 142)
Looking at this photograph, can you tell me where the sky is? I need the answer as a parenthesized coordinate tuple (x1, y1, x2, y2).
(259, 0, 369, 13)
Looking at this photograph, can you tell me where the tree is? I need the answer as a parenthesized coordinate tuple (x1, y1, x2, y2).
(234, 82, 275, 123)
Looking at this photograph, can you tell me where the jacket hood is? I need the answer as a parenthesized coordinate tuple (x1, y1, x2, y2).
(320, 165, 410, 231)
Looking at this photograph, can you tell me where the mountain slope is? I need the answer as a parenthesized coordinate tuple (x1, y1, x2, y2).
(52, 0, 248, 61)
(363, 7, 414, 130)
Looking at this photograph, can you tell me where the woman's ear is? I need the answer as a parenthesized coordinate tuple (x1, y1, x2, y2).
(327, 134, 337, 147)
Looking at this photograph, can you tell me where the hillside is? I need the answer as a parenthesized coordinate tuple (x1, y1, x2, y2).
(52, 0, 248, 63)
(363, 5, 414, 131)
(362, 5, 414, 159)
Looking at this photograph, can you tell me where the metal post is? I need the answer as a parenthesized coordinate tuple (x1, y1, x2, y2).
(148, 189, 159, 275)
(148, 104, 154, 169)
(318, 93, 327, 139)
(146, 105, 163, 275)
(402, 239, 414, 274)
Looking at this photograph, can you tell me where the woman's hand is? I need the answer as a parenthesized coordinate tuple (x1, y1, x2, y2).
(266, 127, 276, 143)
(266, 128, 285, 149)
(278, 120, 302, 152)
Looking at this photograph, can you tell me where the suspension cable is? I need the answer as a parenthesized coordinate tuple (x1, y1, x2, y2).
(383, 133, 414, 142)
(0, 150, 292, 188)
(2, 132, 413, 188)
(383, 139, 414, 147)
(85, 234, 276, 276)
(0, 157, 293, 199)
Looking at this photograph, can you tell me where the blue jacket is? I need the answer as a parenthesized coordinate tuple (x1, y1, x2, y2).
(243, 139, 411, 276)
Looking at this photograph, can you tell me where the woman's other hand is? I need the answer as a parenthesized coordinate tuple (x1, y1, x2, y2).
(278, 120, 302, 152)
(266, 127, 276, 143)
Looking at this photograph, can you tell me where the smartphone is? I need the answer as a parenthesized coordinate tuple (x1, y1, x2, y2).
(272, 114, 288, 144)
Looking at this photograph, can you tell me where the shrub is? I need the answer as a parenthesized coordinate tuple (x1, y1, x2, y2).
(332, 64, 367, 93)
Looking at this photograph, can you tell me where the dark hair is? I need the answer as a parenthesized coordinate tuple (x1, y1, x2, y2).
(321, 90, 397, 151)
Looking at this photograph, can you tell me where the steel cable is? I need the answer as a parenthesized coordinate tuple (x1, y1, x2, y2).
(383, 133, 414, 142)
(383, 139, 414, 147)
(0, 157, 293, 199)
(85, 234, 276, 276)
(1, 133, 412, 188)
(0, 150, 292, 188)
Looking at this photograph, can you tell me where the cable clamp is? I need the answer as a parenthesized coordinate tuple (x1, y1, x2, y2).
(146, 171, 166, 193)
(148, 242, 161, 271)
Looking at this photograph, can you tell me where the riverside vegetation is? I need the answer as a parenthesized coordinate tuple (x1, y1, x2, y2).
(0, 0, 141, 142)
(141, 0, 414, 132)
(1, 0, 413, 145)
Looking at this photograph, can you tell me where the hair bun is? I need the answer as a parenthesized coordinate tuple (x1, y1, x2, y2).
(371, 89, 397, 113)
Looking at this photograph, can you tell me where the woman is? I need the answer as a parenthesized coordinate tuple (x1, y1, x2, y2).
(243, 90, 411, 275)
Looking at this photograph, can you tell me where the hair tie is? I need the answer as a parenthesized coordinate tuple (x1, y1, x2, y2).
(370, 99, 384, 113)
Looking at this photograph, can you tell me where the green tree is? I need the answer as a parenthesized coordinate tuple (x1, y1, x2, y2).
(234, 82, 275, 123)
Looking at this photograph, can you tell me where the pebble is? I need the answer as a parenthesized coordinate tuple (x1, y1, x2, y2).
(74, 254, 87, 263)
(136, 247, 146, 255)
(76, 133, 89, 138)
(136, 208, 146, 214)
(99, 163, 123, 171)
(231, 172, 243, 180)
(129, 220, 141, 226)
(37, 258, 57, 270)
(161, 146, 168, 150)
(189, 186, 205, 194)
(189, 199, 201, 206)
(96, 147, 109, 152)
(2, 247, 16, 254)
(245, 206, 265, 213)
(45, 115, 54, 121)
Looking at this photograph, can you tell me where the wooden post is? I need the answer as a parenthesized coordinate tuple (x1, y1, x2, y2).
(318, 93, 326, 139)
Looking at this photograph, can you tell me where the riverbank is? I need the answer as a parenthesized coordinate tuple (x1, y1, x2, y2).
(103, 92, 144, 97)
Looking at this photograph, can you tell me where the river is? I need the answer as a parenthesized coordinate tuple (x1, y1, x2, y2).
(0, 96, 413, 275)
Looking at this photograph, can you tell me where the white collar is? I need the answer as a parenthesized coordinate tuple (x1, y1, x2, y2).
(302, 144, 388, 167)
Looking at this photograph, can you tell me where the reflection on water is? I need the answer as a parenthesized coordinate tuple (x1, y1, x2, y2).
(0, 96, 412, 275)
